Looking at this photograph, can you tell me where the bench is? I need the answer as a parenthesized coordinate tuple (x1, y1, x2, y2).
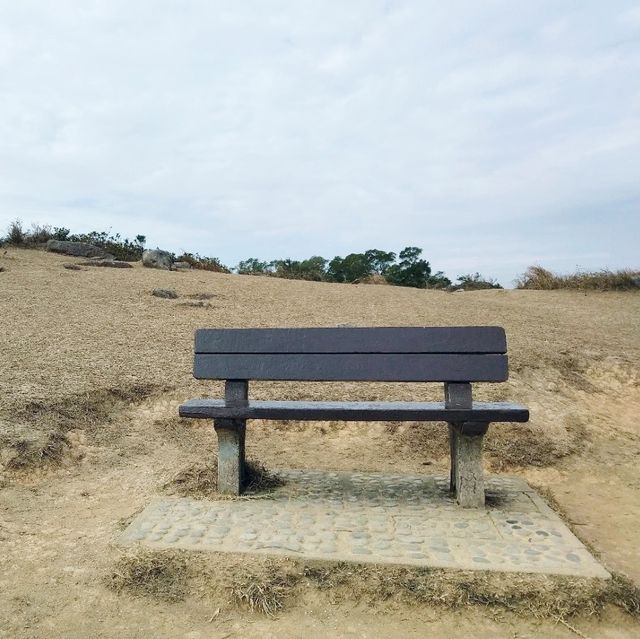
(178, 326, 529, 508)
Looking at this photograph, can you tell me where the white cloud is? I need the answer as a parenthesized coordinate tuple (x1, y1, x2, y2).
(0, 0, 638, 285)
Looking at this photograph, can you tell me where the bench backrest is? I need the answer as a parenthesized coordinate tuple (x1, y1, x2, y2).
(193, 327, 508, 382)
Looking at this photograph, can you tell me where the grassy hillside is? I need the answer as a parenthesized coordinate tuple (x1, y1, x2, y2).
(1, 247, 639, 637)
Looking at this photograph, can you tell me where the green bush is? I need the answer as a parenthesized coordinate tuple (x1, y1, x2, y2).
(175, 252, 230, 273)
(62, 231, 145, 261)
(236, 258, 273, 275)
(452, 273, 502, 291)
(5, 219, 26, 245)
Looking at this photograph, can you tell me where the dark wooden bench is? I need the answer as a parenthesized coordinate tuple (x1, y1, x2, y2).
(179, 326, 529, 507)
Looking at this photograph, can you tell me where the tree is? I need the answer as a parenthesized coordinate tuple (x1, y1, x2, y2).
(384, 246, 432, 288)
(364, 249, 396, 274)
(326, 253, 372, 283)
(298, 256, 328, 281)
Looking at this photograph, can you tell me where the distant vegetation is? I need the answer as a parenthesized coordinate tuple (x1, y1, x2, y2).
(236, 247, 466, 289)
(515, 266, 640, 291)
(1, 219, 229, 272)
(14, 218, 632, 291)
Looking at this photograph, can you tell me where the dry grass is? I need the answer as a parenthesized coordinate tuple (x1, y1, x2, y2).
(106, 551, 192, 602)
(516, 265, 640, 291)
(3, 248, 640, 635)
(163, 458, 284, 497)
(0, 428, 69, 470)
(177, 300, 213, 308)
(391, 415, 588, 470)
(105, 551, 640, 619)
(0, 384, 160, 472)
(228, 561, 299, 615)
(186, 292, 216, 300)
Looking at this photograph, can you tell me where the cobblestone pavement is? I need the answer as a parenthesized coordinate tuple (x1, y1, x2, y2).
(119, 470, 609, 578)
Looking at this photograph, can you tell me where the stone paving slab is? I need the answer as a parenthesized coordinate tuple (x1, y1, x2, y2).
(119, 470, 609, 578)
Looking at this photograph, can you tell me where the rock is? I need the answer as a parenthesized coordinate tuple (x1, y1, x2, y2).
(172, 261, 192, 271)
(152, 288, 179, 299)
(63, 264, 82, 271)
(142, 249, 173, 270)
(78, 260, 133, 268)
(46, 239, 112, 259)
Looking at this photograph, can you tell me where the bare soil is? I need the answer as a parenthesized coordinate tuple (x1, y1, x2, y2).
(1, 248, 639, 638)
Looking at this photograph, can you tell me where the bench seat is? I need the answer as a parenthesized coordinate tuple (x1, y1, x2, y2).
(179, 399, 529, 423)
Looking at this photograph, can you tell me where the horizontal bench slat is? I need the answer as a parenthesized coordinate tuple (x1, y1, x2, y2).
(179, 399, 529, 422)
(194, 353, 508, 382)
(195, 327, 506, 355)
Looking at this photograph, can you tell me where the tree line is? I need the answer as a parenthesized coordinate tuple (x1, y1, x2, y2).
(2, 220, 503, 289)
(236, 247, 502, 290)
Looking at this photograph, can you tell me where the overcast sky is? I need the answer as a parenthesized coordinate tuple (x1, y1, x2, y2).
(1, 1, 639, 285)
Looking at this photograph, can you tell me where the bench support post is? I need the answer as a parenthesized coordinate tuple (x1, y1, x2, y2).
(213, 380, 249, 496)
(213, 419, 246, 495)
(445, 383, 488, 508)
(450, 421, 488, 508)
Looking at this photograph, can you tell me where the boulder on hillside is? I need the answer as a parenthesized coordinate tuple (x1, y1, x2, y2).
(172, 261, 192, 271)
(142, 249, 173, 270)
(46, 239, 112, 259)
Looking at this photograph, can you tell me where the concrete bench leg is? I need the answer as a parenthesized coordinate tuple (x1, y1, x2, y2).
(449, 422, 488, 508)
(448, 423, 458, 493)
(213, 418, 246, 495)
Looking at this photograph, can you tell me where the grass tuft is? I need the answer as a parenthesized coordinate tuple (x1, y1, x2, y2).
(2, 429, 69, 470)
(106, 551, 191, 602)
(164, 458, 284, 497)
(229, 562, 299, 615)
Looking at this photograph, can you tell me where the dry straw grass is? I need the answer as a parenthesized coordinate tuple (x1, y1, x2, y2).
(164, 458, 284, 497)
(106, 551, 640, 619)
(1, 384, 159, 471)
(106, 551, 192, 602)
(516, 265, 640, 291)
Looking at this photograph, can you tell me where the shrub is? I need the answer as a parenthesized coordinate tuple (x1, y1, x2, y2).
(270, 256, 327, 281)
(236, 258, 273, 275)
(27, 223, 54, 245)
(52, 227, 71, 241)
(5, 219, 26, 245)
(174, 252, 230, 273)
(452, 273, 503, 291)
(516, 266, 640, 291)
(66, 231, 145, 261)
(427, 271, 453, 289)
